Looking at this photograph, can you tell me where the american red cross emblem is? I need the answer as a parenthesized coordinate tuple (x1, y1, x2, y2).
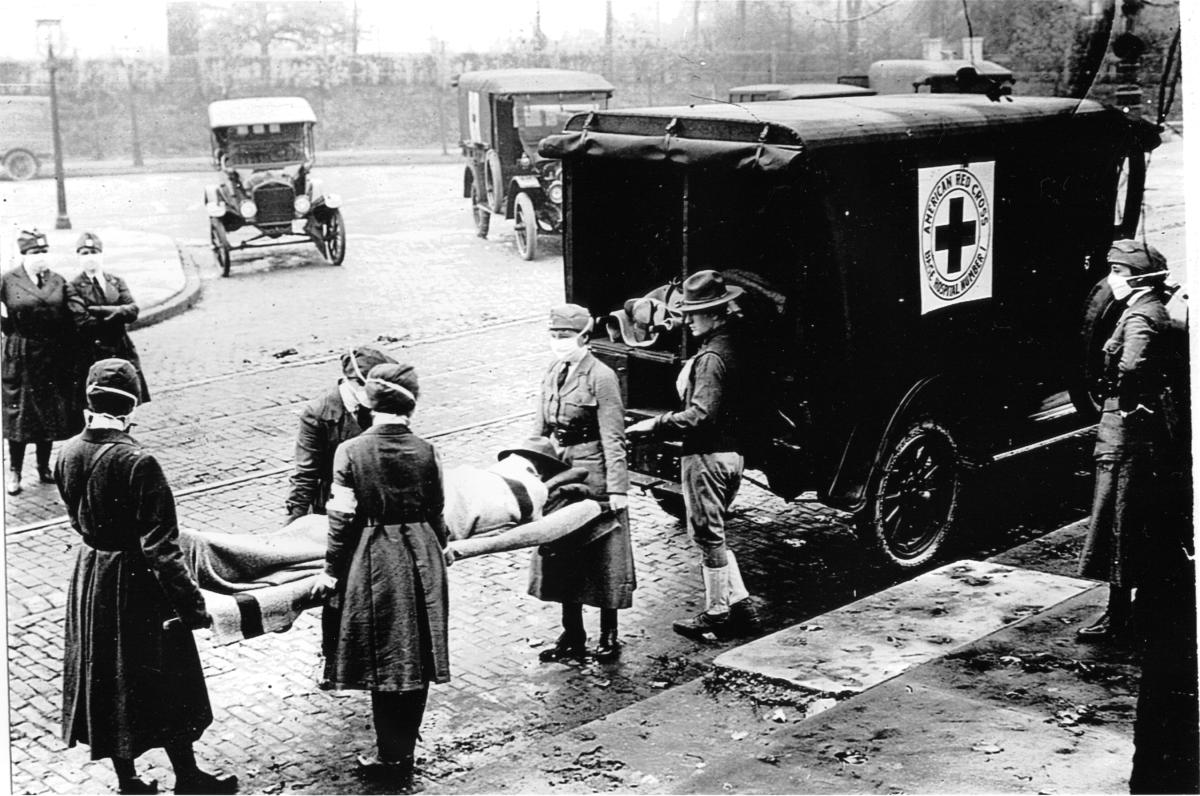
(934, 197, 977, 275)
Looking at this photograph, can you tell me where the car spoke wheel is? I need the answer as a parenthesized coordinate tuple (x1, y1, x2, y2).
(514, 192, 537, 261)
(3, 149, 38, 181)
(209, 219, 232, 277)
(1070, 276, 1123, 420)
(866, 419, 961, 569)
(484, 150, 505, 214)
(324, 209, 346, 266)
(471, 182, 490, 238)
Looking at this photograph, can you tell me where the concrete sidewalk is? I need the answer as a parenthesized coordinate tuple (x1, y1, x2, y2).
(442, 525, 1143, 794)
(3, 227, 198, 330)
(53, 147, 455, 180)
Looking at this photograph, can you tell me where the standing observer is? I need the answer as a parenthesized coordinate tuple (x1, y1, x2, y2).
(1, 229, 81, 495)
(56, 359, 236, 795)
(529, 303, 634, 663)
(627, 270, 760, 641)
(66, 231, 151, 402)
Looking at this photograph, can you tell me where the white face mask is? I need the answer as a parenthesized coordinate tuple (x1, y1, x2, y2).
(79, 252, 104, 274)
(83, 407, 135, 430)
(348, 382, 368, 407)
(1107, 272, 1133, 301)
(24, 253, 49, 274)
(548, 335, 581, 359)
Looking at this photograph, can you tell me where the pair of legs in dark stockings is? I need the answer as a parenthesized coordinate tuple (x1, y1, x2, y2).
(365, 686, 428, 790)
(111, 743, 237, 795)
(539, 604, 621, 662)
(7, 441, 52, 478)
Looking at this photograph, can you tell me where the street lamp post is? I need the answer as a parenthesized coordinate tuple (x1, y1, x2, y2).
(37, 18, 71, 231)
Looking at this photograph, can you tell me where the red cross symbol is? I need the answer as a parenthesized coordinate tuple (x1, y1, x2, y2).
(934, 196, 977, 275)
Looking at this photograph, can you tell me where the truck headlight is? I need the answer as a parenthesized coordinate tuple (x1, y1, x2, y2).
(519, 153, 531, 169)
(324, 193, 342, 209)
(548, 181, 563, 205)
(206, 202, 226, 218)
(294, 195, 311, 214)
(239, 200, 257, 218)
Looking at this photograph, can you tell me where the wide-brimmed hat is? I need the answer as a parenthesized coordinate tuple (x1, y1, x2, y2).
(497, 436, 569, 475)
(17, 229, 48, 255)
(364, 362, 419, 414)
(341, 346, 397, 383)
(1108, 239, 1167, 276)
(549, 303, 592, 332)
(678, 270, 743, 313)
(85, 358, 141, 412)
(76, 232, 103, 254)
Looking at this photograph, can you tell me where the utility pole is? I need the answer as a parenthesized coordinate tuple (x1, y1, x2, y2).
(1112, 0, 1146, 119)
(37, 19, 70, 230)
(122, 58, 144, 167)
(605, 0, 614, 76)
(351, 0, 359, 55)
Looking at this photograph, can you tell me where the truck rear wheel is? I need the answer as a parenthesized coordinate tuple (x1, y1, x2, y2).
(3, 149, 38, 181)
(1070, 276, 1122, 420)
(471, 181, 490, 238)
(514, 192, 538, 260)
(862, 418, 963, 569)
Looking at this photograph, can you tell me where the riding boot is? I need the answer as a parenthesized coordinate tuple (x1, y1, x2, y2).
(36, 442, 54, 483)
(539, 603, 587, 662)
(673, 564, 733, 640)
(595, 608, 621, 662)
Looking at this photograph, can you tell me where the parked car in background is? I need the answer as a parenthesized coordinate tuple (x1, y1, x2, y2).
(839, 58, 1014, 96)
(0, 96, 52, 181)
(454, 68, 613, 260)
(727, 83, 875, 103)
(204, 96, 344, 277)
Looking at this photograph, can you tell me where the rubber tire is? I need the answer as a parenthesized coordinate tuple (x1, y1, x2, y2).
(1070, 276, 1122, 421)
(3, 149, 38, 181)
(484, 149, 504, 214)
(324, 208, 346, 266)
(471, 181, 490, 238)
(861, 418, 962, 570)
(652, 489, 686, 521)
(210, 218, 232, 277)
(514, 192, 537, 261)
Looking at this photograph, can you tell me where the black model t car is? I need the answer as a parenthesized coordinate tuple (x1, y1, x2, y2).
(205, 97, 345, 276)
(455, 68, 613, 260)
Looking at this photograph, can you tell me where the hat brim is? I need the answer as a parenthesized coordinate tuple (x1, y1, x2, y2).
(679, 285, 744, 313)
(497, 447, 570, 475)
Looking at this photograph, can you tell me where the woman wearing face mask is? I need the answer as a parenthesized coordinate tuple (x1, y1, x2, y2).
(1077, 239, 1179, 641)
(1, 229, 83, 495)
(66, 232, 150, 404)
(529, 303, 635, 663)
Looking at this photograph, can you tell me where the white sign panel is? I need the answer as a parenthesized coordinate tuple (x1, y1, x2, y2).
(468, 91, 482, 144)
(917, 160, 995, 315)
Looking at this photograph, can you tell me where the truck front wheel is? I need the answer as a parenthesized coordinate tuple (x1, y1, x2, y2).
(861, 418, 963, 569)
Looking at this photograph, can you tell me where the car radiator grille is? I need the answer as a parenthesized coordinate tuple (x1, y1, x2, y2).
(253, 183, 294, 225)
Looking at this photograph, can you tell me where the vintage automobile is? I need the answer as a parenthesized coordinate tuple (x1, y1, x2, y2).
(540, 93, 1156, 568)
(455, 68, 613, 260)
(0, 96, 52, 181)
(727, 83, 875, 103)
(205, 96, 344, 277)
(839, 58, 1015, 96)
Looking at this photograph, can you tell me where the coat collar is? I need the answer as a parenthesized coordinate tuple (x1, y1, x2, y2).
(81, 427, 136, 445)
(11, 265, 60, 295)
(554, 349, 595, 393)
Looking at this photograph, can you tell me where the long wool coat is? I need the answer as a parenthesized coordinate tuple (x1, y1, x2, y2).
(56, 428, 213, 761)
(286, 386, 365, 520)
(323, 424, 451, 692)
(67, 271, 150, 402)
(1, 267, 82, 442)
(529, 351, 635, 609)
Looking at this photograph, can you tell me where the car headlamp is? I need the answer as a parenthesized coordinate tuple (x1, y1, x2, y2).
(324, 193, 342, 209)
(294, 195, 312, 214)
(548, 181, 563, 205)
(206, 202, 226, 218)
(239, 200, 257, 218)
(519, 153, 531, 169)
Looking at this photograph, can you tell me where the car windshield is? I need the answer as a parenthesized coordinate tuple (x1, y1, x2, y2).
(514, 95, 604, 144)
(217, 122, 308, 167)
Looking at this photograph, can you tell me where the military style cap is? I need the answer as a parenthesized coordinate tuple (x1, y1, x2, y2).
(1108, 239, 1167, 275)
(549, 303, 592, 332)
(76, 232, 103, 253)
(17, 229, 48, 254)
(364, 362, 419, 414)
(340, 346, 397, 383)
(497, 435, 569, 475)
(85, 358, 141, 411)
(678, 270, 744, 313)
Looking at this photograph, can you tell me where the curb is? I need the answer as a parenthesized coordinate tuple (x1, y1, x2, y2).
(129, 244, 203, 330)
(56, 150, 458, 180)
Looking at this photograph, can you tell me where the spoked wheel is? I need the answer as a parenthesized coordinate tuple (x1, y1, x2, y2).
(1070, 276, 1122, 420)
(209, 218, 232, 277)
(3, 149, 38, 181)
(514, 192, 538, 261)
(471, 181, 490, 238)
(323, 209, 346, 266)
(863, 418, 962, 569)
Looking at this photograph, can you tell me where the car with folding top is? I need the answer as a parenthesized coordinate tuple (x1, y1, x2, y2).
(539, 93, 1157, 568)
(205, 96, 344, 277)
(454, 68, 613, 261)
(726, 83, 876, 103)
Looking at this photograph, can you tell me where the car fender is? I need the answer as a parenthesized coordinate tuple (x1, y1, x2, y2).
(505, 177, 544, 218)
(204, 184, 230, 219)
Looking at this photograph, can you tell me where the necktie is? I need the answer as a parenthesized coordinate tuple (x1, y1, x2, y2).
(36, 274, 43, 289)
(556, 361, 570, 391)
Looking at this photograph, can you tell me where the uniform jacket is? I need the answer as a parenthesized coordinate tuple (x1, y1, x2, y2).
(56, 427, 212, 759)
(67, 271, 150, 401)
(1096, 290, 1173, 458)
(323, 424, 450, 691)
(286, 385, 366, 520)
(530, 351, 635, 609)
(1, 267, 82, 442)
(657, 327, 748, 455)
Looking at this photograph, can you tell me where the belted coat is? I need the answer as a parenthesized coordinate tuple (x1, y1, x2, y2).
(67, 271, 150, 401)
(529, 351, 635, 609)
(1, 267, 82, 442)
(286, 386, 366, 520)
